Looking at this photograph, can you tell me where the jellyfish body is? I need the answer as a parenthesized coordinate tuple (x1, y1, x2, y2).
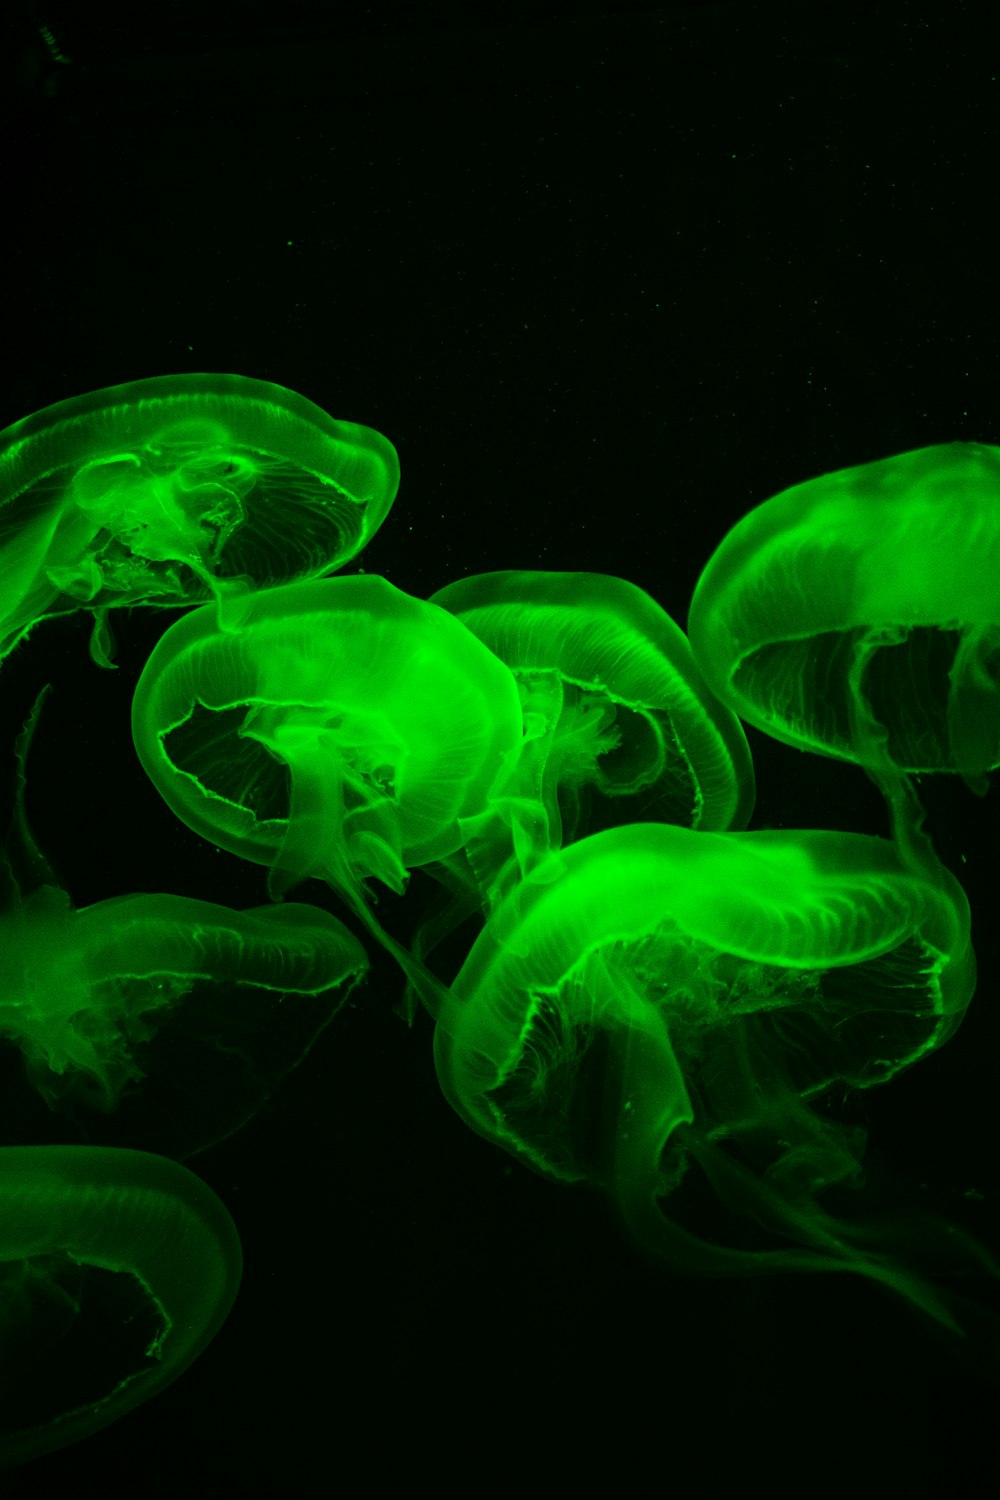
(413, 570, 755, 1011)
(434, 822, 993, 1331)
(430, 571, 754, 887)
(0, 686, 369, 1146)
(0, 1145, 240, 1467)
(0, 373, 399, 667)
(0, 884, 369, 1121)
(687, 442, 1000, 796)
(131, 574, 523, 1016)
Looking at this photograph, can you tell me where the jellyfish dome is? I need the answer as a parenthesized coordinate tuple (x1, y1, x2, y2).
(431, 570, 755, 854)
(408, 568, 754, 1016)
(434, 821, 991, 1330)
(686, 442, 1000, 795)
(0, 373, 399, 667)
(0, 1145, 240, 1466)
(0, 684, 369, 1151)
(0, 884, 369, 1120)
(131, 574, 523, 1014)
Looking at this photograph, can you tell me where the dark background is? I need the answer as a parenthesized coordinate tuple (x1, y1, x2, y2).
(3, 0, 1000, 1487)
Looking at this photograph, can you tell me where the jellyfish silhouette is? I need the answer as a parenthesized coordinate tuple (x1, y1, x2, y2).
(434, 821, 998, 1341)
(130, 574, 523, 1017)
(0, 1145, 240, 1467)
(408, 568, 756, 1015)
(0, 372, 399, 668)
(0, 687, 369, 1155)
(429, 569, 755, 904)
(687, 442, 1000, 873)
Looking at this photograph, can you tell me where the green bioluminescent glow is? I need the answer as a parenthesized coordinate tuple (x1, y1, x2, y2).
(404, 569, 757, 1017)
(130, 573, 523, 1016)
(687, 442, 1000, 794)
(0, 1145, 240, 1467)
(0, 373, 399, 669)
(434, 822, 995, 1335)
(0, 886, 368, 1119)
(3, 404, 998, 1469)
(430, 569, 754, 892)
(1, 687, 368, 1149)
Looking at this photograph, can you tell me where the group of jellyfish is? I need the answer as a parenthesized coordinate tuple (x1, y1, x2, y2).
(1, 372, 999, 1463)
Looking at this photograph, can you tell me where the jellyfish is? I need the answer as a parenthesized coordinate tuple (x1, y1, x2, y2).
(0, 372, 399, 669)
(1, 686, 369, 1154)
(433, 821, 998, 1340)
(130, 574, 524, 1018)
(410, 568, 755, 1010)
(0, 1144, 240, 1467)
(1, 885, 370, 1144)
(429, 569, 755, 907)
(686, 443, 1000, 873)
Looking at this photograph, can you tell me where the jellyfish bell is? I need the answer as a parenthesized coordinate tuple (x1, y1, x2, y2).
(434, 820, 996, 1337)
(429, 569, 755, 903)
(0, 686, 369, 1152)
(405, 568, 756, 1020)
(0, 1145, 241, 1466)
(130, 574, 524, 1017)
(1, 886, 370, 1125)
(687, 442, 1000, 799)
(0, 372, 399, 668)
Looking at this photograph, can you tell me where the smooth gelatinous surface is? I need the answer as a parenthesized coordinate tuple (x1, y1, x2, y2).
(435, 821, 990, 1327)
(131, 574, 523, 1013)
(0, 1145, 241, 1467)
(1, 687, 368, 1148)
(687, 442, 1000, 794)
(430, 569, 754, 905)
(1, 886, 369, 1118)
(0, 373, 399, 667)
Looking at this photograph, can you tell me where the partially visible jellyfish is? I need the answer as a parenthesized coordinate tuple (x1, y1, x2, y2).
(0, 1145, 240, 1467)
(1, 687, 369, 1155)
(687, 443, 1000, 873)
(411, 568, 755, 1012)
(434, 821, 998, 1341)
(0, 887, 370, 1150)
(429, 569, 755, 908)
(130, 575, 524, 1018)
(0, 373, 399, 668)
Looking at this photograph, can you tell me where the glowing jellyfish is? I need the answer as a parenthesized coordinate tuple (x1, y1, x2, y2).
(687, 442, 1000, 798)
(1, 885, 369, 1140)
(0, 373, 399, 668)
(0, 1145, 240, 1467)
(0, 687, 368, 1154)
(130, 574, 523, 1016)
(429, 569, 755, 906)
(434, 821, 996, 1337)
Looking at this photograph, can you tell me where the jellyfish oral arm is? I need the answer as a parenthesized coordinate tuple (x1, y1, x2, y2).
(238, 710, 407, 905)
(0, 506, 99, 660)
(611, 1003, 696, 1214)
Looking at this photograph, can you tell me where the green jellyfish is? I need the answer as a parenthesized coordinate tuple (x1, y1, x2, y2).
(130, 574, 523, 1017)
(408, 568, 756, 1017)
(429, 569, 755, 909)
(1, 687, 368, 1153)
(0, 372, 399, 669)
(1, 885, 370, 1138)
(0, 1144, 240, 1467)
(686, 442, 1000, 798)
(434, 821, 996, 1336)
